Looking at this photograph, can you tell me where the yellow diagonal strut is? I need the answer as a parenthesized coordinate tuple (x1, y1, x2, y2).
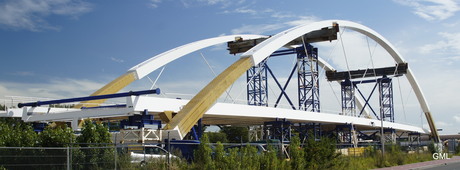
(74, 72, 136, 108)
(165, 57, 253, 136)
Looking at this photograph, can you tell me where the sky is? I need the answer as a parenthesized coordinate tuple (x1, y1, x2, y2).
(0, 0, 459, 134)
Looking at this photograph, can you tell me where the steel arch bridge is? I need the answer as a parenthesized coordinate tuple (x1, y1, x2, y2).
(12, 20, 440, 144)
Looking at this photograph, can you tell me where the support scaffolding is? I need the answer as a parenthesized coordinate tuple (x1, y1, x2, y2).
(341, 79, 356, 116)
(340, 77, 396, 121)
(297, 45, 320, 112)
(379, 77, 394, 122)
(293, 123, 322, 142)
(247, 60, 268, 106)
(263, 118, 291, 142)
(246, 45, 321, 112)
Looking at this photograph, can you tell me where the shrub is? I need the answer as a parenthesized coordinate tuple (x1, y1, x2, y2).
(303, 136, 342, 169)
(192, 134, 214, 170)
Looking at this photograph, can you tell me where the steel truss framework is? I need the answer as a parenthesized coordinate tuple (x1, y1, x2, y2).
(247, 59, 268, 106)
(297, 45, 320, 112)
(247, 45, 320, 112)
(341, 77, 395, 122)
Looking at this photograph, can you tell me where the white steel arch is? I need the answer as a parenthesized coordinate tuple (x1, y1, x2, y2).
(241, 20, 439, 142)
(128, 34, 267, 80)
(77, 34, 266, 107)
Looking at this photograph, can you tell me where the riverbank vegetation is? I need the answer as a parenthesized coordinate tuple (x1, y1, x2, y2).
(0, 118, 449, 169)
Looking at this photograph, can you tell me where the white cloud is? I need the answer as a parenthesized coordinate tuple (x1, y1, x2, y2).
(420, 32, 460, 55)
(0, 78, 105, 101)
(454, 115, 460, 123)
(230, 16, 319, 35)
(284, 16, 319, 27)
(10, 71, 35, 76)
(271, 12, 295, 19)
(436, 121, 452, 127)
(394, 0, 460, 21)
(149, 0, 161, 8)
(231, 23, 285, 35)
(234, 7, 257, 15)
(152, 0, 240, 9)
(0, 0, 92, 31)
(222, 7, 273, 16)
(110, 57, 125, 63)
(198, 0, 227, 5)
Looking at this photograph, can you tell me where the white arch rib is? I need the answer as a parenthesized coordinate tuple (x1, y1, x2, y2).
(128, 34, 267, 80)
(241, 20, 439, 142)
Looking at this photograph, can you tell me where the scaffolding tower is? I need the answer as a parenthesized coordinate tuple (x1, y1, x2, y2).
(247, 59, 268, 106)
(297, 45, 320, 112)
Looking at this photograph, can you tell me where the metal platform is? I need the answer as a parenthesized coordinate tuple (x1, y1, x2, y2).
(17, 96, 429, 136)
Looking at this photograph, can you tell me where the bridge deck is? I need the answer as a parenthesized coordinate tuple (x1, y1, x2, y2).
(18, 96, 428, 134)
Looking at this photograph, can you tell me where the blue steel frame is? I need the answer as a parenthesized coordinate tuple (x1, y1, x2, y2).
(379, 77, 394, 122)
(120, 109, 162, 129)
(247, 44, 320, 112)
(247, 60, 268, 106)
(341, 77, 395, 122)
(297, 45, 320, 112)
(190, 119, 203, 140)
(263, 118, 291, 142)
(341, 79, 356, 116)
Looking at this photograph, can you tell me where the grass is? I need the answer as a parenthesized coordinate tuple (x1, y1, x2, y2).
(338, 146, 434, 170)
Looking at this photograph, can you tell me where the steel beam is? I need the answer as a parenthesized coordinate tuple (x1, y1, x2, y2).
(18, 89, 160, 108)
(326, 63, 408, 81)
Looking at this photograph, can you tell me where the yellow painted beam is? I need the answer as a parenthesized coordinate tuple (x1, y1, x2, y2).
(165, 57, 253, 136)
(72, 72, 136, 128)
(159, 111, 175, 123)
(73, 72, 136, 108)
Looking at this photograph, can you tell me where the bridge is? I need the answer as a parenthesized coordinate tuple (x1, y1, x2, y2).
(2, 20, 440, 147)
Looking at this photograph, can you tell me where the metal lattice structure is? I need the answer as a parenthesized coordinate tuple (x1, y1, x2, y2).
(247, 60, 268, 106)
(297, 45, 320, 112)
(341, 79, 356, 116)
(379, 77, 394, 122)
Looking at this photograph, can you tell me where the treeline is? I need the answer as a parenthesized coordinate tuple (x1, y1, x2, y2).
(190, 135, 343, 170)
(0, 118, 109, 147)
(0, 118, 114, 170)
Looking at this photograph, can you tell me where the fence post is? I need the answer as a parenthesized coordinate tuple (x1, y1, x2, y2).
(168, 131, 171, 170)
(67, 147, 70, 170)
(114, 145, 117, 170)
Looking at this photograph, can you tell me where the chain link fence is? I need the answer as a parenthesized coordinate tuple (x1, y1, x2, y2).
(0, 144, 182, 170)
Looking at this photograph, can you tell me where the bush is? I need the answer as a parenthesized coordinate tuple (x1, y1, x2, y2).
(456, 142, 460, 155)
(192, 134, 214, 169)
(0, 118, 38, 147)
(289, 136, 305, 169)
(303, 136, 342, 169)
(39, 125, 75, 147)
(220, 126, 248, 143)
(74, 120, 114, 169)
(205, 132, 228, 143)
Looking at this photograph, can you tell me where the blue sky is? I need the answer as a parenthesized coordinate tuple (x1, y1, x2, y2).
(0, 0, 459, 134)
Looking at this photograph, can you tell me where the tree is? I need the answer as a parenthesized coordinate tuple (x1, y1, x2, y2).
(77, 120, 111, 146)
(205, 132, 228, 143)
(213, 142, 226, 169)
(289, 136, 305, 169)
(303, 136, 341, 170)
(193, 134, 214, 169)
(39, 125, 75, 147)
(220, 126, 249, 143)
(0, 118, 38, 147)
(75, 120, 113, 169)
